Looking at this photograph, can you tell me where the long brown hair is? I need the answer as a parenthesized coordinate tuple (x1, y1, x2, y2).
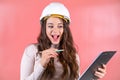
(37, 18, 79, 80)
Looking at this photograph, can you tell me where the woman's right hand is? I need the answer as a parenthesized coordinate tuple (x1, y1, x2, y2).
(40, 48, 58, 68)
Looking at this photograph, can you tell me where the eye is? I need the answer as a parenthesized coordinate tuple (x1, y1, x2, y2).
(48, 26, 53, 28)
(58, 26, 63, 28)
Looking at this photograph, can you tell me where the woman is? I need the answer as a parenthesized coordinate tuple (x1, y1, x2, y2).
(20, 2, 106, 80)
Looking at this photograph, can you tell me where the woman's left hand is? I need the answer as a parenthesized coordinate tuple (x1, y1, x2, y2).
(94, 64, 106, 79)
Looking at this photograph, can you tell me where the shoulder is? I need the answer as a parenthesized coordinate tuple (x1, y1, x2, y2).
(25, 43, 38, 52)
(75, 53, 80, 64)
(23, 43, 39, 58)
(76, 53, 80, 60)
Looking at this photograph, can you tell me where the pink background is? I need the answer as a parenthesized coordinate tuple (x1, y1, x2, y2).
(0, 0, 120, 80)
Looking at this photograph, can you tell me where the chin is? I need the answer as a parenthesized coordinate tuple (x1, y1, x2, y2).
(52, 41, 60, 45)
(52, 43, 59, 45)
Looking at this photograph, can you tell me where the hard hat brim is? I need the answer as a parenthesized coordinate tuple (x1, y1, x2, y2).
(42, 14, 69, 22)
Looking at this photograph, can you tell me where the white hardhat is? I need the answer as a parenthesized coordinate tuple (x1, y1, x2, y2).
(40, 2, 71, 22)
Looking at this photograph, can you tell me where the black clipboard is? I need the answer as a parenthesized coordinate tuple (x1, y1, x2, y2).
(79, 51, 116, 80)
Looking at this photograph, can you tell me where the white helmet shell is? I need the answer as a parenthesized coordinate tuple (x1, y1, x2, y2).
(40, 2, 71, 22)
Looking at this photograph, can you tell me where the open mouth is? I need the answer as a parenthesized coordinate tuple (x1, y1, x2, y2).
(51, 35, 60, 41)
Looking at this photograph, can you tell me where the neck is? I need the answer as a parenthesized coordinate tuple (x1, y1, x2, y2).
(51, 44, 59, 49)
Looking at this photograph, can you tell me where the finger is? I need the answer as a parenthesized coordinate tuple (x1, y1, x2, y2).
(41, 49, 58, 58)
(51, 48, 59, 54)
(94, 71, 105, 79)
(48, 54, 57, 59)
(97, 64, 106, 73)
(98, 67, 106, 73)
(47, 51, 58, 56)
(48, 49, 58, 56)
(102, 64, 106, 69)
(45, 51, 57, 57)
(49, 48, 56, 52)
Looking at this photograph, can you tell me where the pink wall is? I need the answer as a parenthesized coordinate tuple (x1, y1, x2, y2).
(0, 0, 120, 80)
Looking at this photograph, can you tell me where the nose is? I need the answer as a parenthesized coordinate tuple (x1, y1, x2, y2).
(52, 27, 59, 33)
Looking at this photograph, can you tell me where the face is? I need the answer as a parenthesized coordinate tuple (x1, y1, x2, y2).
(46, 17, 64, 45)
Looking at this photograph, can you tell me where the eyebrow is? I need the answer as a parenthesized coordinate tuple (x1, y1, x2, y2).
(47, 23, 52, 24)
(47, 23, 63, 25)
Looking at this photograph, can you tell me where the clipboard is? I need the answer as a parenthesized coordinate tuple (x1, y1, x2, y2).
(79, 51, 116, 80)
